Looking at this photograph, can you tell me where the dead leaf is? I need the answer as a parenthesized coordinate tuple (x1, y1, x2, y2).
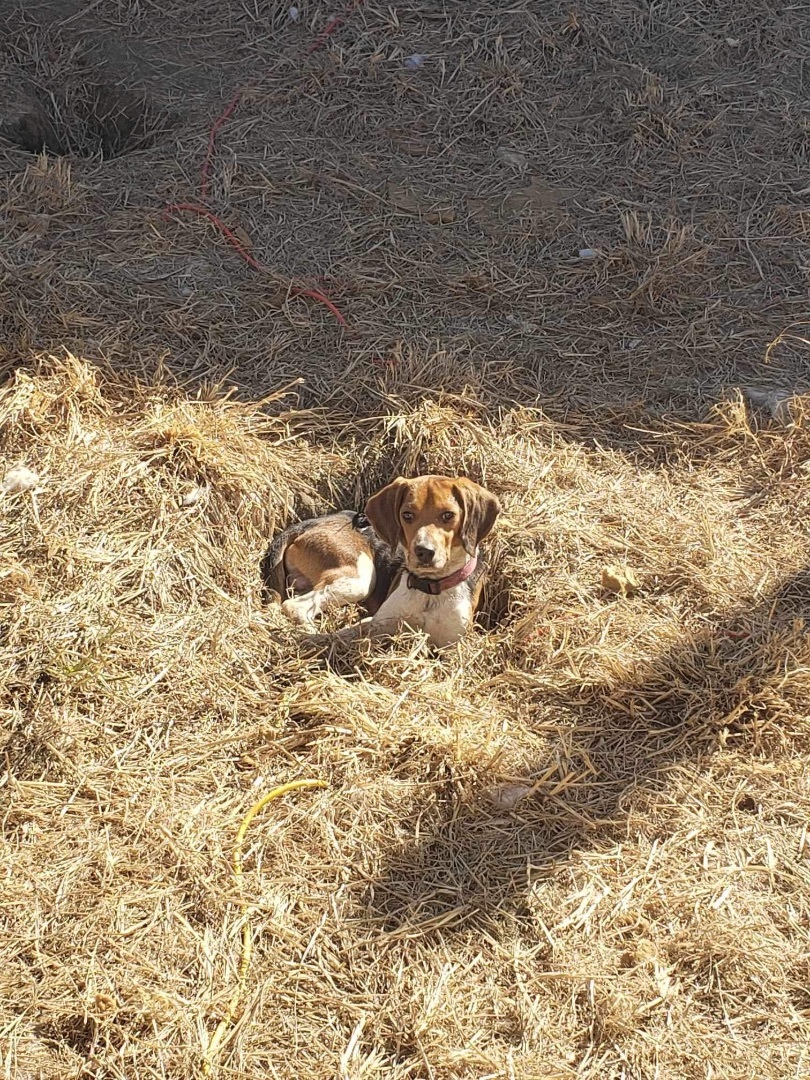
(496, 146, 528, 170)
(392, 135, 435, 156)
(601, 564, 641, 597)
(387, 123, 433, 152)
(467, 176, 576, 236)
(388, 180, 455, 224)
(503, 176, 574, 213)
(232, 226, 253, 251)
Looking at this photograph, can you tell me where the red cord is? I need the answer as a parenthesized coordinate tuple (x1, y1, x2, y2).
(163, 3, 365, 328)
(162, 204, 266, 272)
(162, 204, 348, 327)
(307, 0, 365, 53)
(293, 288, 348, 326)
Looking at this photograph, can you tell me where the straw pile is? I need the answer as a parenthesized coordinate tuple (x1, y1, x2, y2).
(2, 2, 810, 1078)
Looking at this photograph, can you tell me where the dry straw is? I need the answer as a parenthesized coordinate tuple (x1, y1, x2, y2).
(3, 1, 810, 1077)
(202, 778, 328, 1076)
(2, 350, 809, 1079)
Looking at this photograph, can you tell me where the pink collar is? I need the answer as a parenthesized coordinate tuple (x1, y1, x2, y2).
(407, 555, 478, 595)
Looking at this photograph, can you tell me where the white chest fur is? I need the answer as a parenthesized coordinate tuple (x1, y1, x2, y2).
(372, 576, 473, 649)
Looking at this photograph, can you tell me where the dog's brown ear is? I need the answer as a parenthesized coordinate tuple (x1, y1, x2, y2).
(365, 477, 408, 551)
(453, 478, 500, 554)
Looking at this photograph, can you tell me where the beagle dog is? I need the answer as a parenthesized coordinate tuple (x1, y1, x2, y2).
(263, 475, 500, 649)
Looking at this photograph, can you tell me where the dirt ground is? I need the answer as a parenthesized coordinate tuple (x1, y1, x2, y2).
(1, 2, 809, 1079)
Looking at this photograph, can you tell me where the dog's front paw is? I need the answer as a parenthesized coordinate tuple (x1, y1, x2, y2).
(282, 596, 319, 625)
(297, 631, 332, 655)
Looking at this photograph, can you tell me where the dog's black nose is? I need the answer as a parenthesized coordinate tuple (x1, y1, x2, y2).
(414, 543, 435, 562)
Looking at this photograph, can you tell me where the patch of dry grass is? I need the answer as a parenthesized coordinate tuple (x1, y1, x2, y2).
(2, 0, 810, 1076)
(2, 351, 810, 1080)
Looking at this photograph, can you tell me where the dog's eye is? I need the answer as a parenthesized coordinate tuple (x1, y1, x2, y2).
(402, 511, 414, 522)
(441, 511, 455, 522)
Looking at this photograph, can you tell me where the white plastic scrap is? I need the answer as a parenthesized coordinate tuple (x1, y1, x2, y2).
(0, 465, 39, 494)
(496, 146, 528, 170)
(489, 783, 533, 811)
(180, 485, 206, 508)
(743, 385, 795, 426)
(578, 247, 597, 260)
(404, 54, 425, 70)
(288, 5, 300, 21)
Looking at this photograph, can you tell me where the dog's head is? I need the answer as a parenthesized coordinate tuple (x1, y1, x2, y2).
(365, 475, 500, 576)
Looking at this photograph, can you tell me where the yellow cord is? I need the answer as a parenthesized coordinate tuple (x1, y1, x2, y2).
(202, 778, 328, 1076)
